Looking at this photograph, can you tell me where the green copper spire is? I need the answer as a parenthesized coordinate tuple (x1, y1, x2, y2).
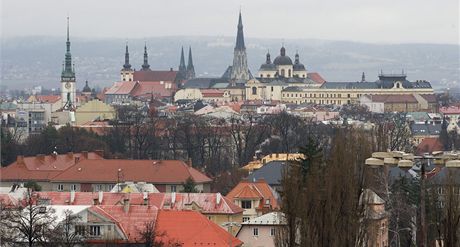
(61, 16, 75, 81)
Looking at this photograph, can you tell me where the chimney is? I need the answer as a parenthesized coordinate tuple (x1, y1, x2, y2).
(187, 158, 192, 167)
(67, 152, 74, 158)
(36, 154, 45, 161)
(171, 192, 176, 205)
(75, 157, 80, 163)
(143, 192, 148, 205)
(123, 198, 130, 213)
(82, 151, 88, 159)
(93, 198, 98, 205)
(216, 193, 221, 205)
(70, 190, 76, 204)
(94, 150, 104, 158)
(17, 155, 24, 165)
(98, 191, 103, 204)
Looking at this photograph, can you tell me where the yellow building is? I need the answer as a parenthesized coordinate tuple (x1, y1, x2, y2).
(241, 153, 305, 172)
(74, 99, 115, 125)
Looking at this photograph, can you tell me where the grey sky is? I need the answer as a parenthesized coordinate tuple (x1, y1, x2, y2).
(1, 0, 459, 44)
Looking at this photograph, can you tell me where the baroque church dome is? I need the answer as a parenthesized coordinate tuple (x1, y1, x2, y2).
(273, 47, 293, 66)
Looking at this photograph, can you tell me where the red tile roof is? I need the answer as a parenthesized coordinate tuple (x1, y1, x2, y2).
(0, 152, 104, 181)
(226, 179, 279, 210)
(439, 106, 460, 115)
(51, 160, 212, 184)
(89, 205, 159, 243)
(33, 191, 242, 215)
(200, 89, 225, 98)
(420, 94, 437, 103)
(32, 95, 61, 103)
(133, 70, 178, 82)
(416, 137, 444, 155)
(367, 94, 418, 103)
(156, 210, 243, 247)
(105, 81, 138, 95)
(307, 72, 326, 84)
(35, 191, 164, 207)
(132, 81, 176, 99)
(163, 193, 243, 214)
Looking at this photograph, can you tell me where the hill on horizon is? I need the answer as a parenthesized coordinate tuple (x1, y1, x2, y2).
(1, 36, 458, 90)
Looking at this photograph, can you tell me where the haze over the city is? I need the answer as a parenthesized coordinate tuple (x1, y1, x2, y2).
(2, 0, 459, 44)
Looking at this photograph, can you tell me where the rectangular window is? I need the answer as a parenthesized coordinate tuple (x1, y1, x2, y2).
(95, 184, 102, 192)
(70, 184, 77, 191)
(265, 199, 270, 205)
(270, 228, 276, 236)
(253, 228, 259, 236)
(241, 200, 252, 209)
(89, 225, 101, 236)
(243, 217, 250, 222)
(57, 184, 64, 191)
(75, 225, 86, 236)
(171, 185, 177, 192)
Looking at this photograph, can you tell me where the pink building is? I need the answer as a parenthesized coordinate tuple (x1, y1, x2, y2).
(236, 212, 285, 247)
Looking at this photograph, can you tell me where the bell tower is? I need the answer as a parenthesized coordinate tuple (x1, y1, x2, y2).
(61, 17, 76, 109)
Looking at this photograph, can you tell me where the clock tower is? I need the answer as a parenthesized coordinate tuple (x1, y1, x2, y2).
(61, 17, 76, 109)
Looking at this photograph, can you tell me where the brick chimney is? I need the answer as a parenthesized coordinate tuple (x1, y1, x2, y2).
(67, 152, 74, 159)
(94, 150, 104, 157)
(123, 198, 130, 213)
(82, 151, 88, 159)
(16, 155, 24, 165)
(36, 154, 45, 161)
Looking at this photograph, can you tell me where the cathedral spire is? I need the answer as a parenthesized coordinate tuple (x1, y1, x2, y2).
(361, 72, 366, 82)
(230, 11, 249, 80)
(295, 51, 300, 64)
(142, 43, 150, 70)
(178, 46, 187, 80)
(186, 46, 195, 79)
(266, 50, 271, 64)
(123, 42, 131, 70)
(61, 16, 75, 81)
(235, 11, 246, 50)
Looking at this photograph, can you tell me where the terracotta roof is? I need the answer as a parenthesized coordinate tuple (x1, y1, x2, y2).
(133, 70, 178, 82)
(89, 205, 159, 243)
(51, 159, 212, 184)
(30, 95, 61, 103)
(416, 137, 444, 155)
(200, 89, 225, 98)
(439, 106, 460, 115)
(367, 94, 418, 103)
(156, 210, 243, 247)
(0, 152, 104, 181)
(33, 191, 242, 215)
(132, 81, 175, 99)
(307, 72, 326, 84)
(105, 81, 138, 95)
(226, 179, 279, 210)
(420, 94, 437, 103)
(163, 193, 243, 214)
(34, 191, 164, 207)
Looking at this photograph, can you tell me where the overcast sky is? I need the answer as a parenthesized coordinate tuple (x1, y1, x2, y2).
(1, 0, 459, 44)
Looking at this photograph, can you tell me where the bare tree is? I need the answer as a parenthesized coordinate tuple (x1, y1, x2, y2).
(1, 190, 57, 247)
(50, 210, 85, 247)
(136, 220, 182, 247)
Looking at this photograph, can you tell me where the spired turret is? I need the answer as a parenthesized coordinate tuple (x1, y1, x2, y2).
(121, 43, 134, 81)
(61, 17, 77, 109)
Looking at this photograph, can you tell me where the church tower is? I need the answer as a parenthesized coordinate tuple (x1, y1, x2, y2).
(141, 43, 151, 71)
(61, 17, 77, 109)
(230, 11, 249, 81)
(121, 43, 134, 81)
(186, 46, 196, 79)
(177, 46, 187, 80)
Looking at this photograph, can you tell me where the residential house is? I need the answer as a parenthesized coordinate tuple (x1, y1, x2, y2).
(0, 151, 104, 190)
(360, 93, 437, 113)
(74, 99, 116, 125)
(246, 161, 286, 192)
(411, 123, 442, 146)
(50, 159, 212, 193)
(236, 212, 286, 247)
(226, 179, 279, 222)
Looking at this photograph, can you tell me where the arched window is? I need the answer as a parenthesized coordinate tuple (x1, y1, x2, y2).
(281, 69, 285, 77)
(252, 87, 257, 95)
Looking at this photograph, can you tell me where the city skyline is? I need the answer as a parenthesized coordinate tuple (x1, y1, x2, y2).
(2, 0, 459, 45)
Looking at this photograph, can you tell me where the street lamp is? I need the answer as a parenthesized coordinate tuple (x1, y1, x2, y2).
(222, 221, 241, 247)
